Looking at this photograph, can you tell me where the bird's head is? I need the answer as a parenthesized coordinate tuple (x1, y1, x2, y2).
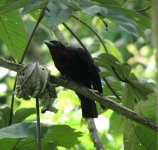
(44, 40, 65, 50)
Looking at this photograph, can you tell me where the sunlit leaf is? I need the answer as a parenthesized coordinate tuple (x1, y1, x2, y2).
(21, 0, 50, 16)
(104, 39, 123, 62)
(0, 0, 32, 15)
(124, 120, 149, 150)
(0, 122, 48, 139)
(0, 11, 27, 61)
(47, 125, 82, 148)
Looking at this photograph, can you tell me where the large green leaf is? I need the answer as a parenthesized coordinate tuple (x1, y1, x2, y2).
(124, 120, 148, 150)
(133, 98, 157, 150)
(0, 123, 82, 149)
(0, 11, 27, 61)
(133, 124, 157, 150)
(81, 1, 149, 38)
(109, 112, 124, 144)
(21, 0, 50, 16)
(0, 122, 48, 139)
(105, 6, 150, 29)
(0, 0, 32, 15)
(47, 125, 82, 148)
(0, 138, 57, 150)
(44, 0, 72, 27)
(124, 98, 157, 150)
(82, 5, 140, 37)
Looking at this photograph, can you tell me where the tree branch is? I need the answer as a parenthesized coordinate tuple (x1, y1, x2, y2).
(87, 118, 105, 150)
(0, 57, 157, 132)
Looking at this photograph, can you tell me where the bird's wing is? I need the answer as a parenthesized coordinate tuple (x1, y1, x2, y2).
(76, 48, 103, 93)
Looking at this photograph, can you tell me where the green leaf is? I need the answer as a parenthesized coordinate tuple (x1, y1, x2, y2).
(47, 125, 82, 148)
(109, 112, 124, 144)
(0, 122, 48, 139)
(105, 6, 150, 29)
(134, 94, 157, 121)
(114, 63, 131, 79)
(102, 79, 123, 98)
(95, 53, 119, 70)
(0, 139, 19, 150)
(0, 106, 10, 128)
(44, 0, 72, 27)
(0, 138, 57, 150)
(13, 108, 36, 123)
(104, 39, 123, 62)
(0, 11, 27, 61)
(122, 73, 154, 108)
(21, 0, 49, 16)
(82, 3, 149, 38)
(122, 83, 136, 108)
(132, 96, 157, 150)
(131, 82, 153, 100)
(124, 120, 148, 150)
(0, 0, 32, 15)
(133, 124, 157, 150)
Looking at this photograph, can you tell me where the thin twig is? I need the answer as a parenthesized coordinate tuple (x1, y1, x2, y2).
(72, 15, 108, 53)
(36, 98, 41, 150)
(136, 6, 151, 12)
(51, 26, 68, 46)
(103, 78, 121, 101)
(62, 23, 88, 51)
(8, 81, 16, 125)
(111, 66, 128, 82)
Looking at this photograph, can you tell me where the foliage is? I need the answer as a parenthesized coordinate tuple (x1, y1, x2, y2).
(0, 0, 157, 149)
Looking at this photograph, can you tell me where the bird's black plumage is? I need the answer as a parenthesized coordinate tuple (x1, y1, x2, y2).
(45, 40, 103, 118)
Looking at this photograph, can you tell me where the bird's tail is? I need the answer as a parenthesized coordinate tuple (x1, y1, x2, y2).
(77, 94, 98, 118)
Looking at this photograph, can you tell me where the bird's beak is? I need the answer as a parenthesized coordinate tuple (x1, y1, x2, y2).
(44, 40, 52, 46)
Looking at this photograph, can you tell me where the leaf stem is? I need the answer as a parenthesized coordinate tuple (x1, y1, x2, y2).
(72, 15, 108, 53)
(36, 98, 41, 150)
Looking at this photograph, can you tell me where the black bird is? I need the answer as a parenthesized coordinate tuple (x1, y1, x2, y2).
(44, 40, 103, 118)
